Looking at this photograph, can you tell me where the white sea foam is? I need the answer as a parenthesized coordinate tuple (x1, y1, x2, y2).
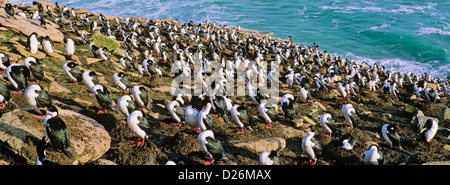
(416, 27, 450, 36)
(369, 23, 390, 31)
(342, 52, 449, 79)
(320, 2, 438, 15)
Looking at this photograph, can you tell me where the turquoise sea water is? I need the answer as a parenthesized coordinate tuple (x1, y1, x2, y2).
(14, 0, 450, 78)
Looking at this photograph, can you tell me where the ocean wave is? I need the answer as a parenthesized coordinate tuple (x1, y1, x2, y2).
(368, 23, 390, 31)
(320, 2, 438, 15)
(416, 27, 450, 36)
(342, 52, 449, 78)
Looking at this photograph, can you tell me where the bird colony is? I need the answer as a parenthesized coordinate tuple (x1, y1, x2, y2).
(0, 1, 449, 165)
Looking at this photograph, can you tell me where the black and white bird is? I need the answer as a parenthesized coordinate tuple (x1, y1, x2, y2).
(167, 99, 185, 127)
(198, 130, 234, 165)
(381, 124, 402, 149)
(3, 3, 16, 19)
(65, 37, 75, 56)
(198, 103, 214, 132)
(42, 36, 55, 54)
(299, 87, 309, 105)
(6, 64, 30, 94)
(230, 105, 254, 132)
(420, 119, 438, 143)
(259, 150, 280, 165)
(120, 57, 133, 72)
(63, 62, 84, 86)
(319, 113, 337, 137)
(82, 71, 99, 96)
(259, 101, 278, 128)
(35, 136, 59, 165)
(342, 104, 361, 128)
(0, 80, 16, 109)
(301, 127, 321, 165)
(127, 110, 151, 147)
(339, 133, 356, 150)
(25, 84, 52, 118)
(117, 95, 137, 118)
(89, 40, 100, 58)
(210, 94, 231, 123)
(132, 85, 150, 111)
(24, 57, 50, 83)
(113, 72, 132, 94)
(281, 94, 300, 121)
(92, 84, 117, 114)
(26, 32, 39, 54)
(44, 106, 77, 160)
(0, 52, 11, 73)
(363, 143, 383, 165)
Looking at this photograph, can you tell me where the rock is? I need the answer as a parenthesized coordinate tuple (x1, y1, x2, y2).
(228, 137, 286, 154)
(0, 108, 111, 164)
(444, 144, 450, 152)
(0, 159, 9, 165)
(438, 107, 450, 122)
(14, 43, 47, 59)
(46, 51, 66, 61)
(0, 8, 64, 43)
(92, 159, 118, 165)
(49, 80, 71, 93)
(86, 57, 102, 65)
(422, 161, 450, 165)
(411, 112, 438, 133)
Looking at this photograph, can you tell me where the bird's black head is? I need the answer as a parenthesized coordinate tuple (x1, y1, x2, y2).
(67, 62, 78, 68)
(268, 150, 279, 158)
(5, 3, 12, 9)
(387, 124, 398, 132)
(47, 105, 59, 114)
(117, 72, 125, 77)
(89, 71, 97, 76)
(424, 119, 434, 130)
(139, 86, 146, 92)
(236, 105, 247, 112)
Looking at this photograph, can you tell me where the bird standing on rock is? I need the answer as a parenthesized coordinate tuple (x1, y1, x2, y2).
(65, 37, 75, 56)
(6, 64, 30, 94)
(42, 36, 55, 54)
(44, 106, 77, 160)
(25, 84, 52, 118)
(24, 57, 50, 83)
(26, 32, 39, 54)
(4, 3, 16, 19)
